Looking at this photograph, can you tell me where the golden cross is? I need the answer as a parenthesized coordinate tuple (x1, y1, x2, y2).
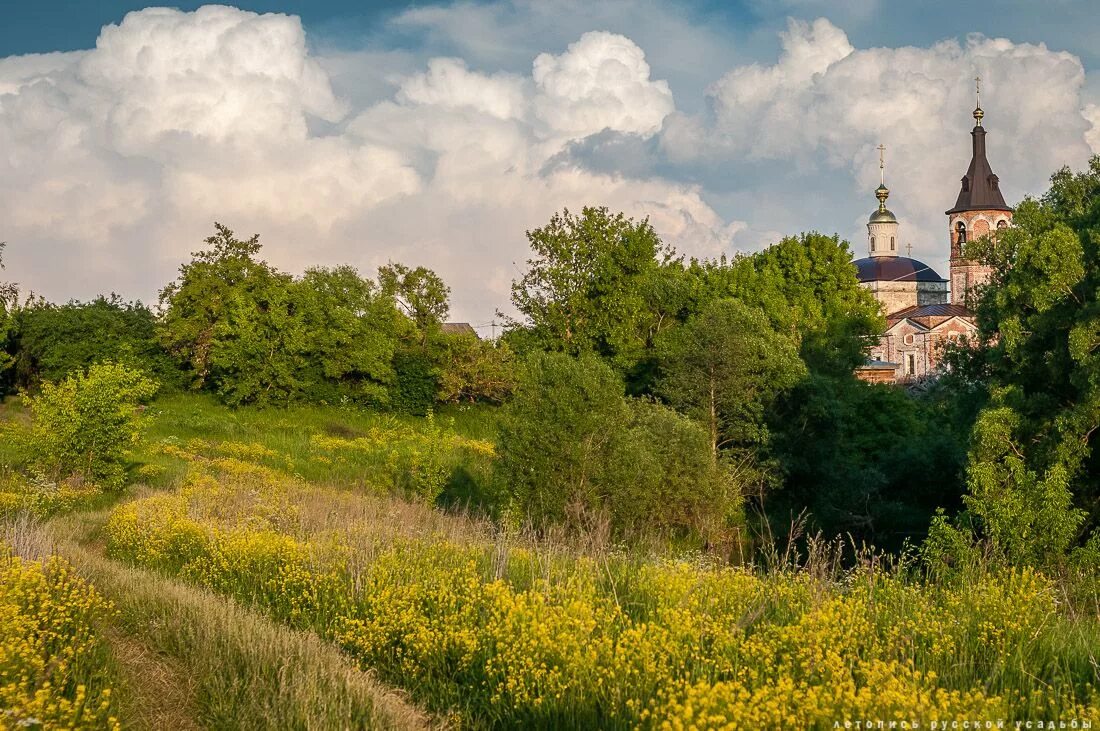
(877, 143, 885, 185)
(906, 242, 913, 257)
(975, 75, 981, 104)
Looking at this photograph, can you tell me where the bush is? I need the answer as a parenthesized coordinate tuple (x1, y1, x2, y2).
(389, 350, 438, 415)
(19, 362, 159, 489)
(497, 352, 743, 545)
(433, 332, 517, 405)
(11, 295, 178, 391)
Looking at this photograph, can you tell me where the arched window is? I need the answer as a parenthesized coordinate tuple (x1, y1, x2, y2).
(996, 219, 1008, 230)
(956, 221, 967, 243)
(870, 236, 876, 252)
(890, 236, 895, 251)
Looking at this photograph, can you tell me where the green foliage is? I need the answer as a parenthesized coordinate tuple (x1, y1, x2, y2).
(433, 332, 517, 404)
(656, 299, 806, 456)
(296, 266, 403, 404)
(378, 262, 450, 334)
(159, 224, 411, 406)
(619, 399, 745, 551)
(508, 207, 675, 368)
(390, 349, 439, 415)
(689, 233, 884, 375)
(963, 402, 1085, 565)
(942, 157, 1100, 564)
(497, 352, 742, 544)
(158, 223, 269, 390)
(18, 361, 159, 489)
(769, 374, 968, 549)
(0, 243, 17, 388)
(11, 295, 178, 390)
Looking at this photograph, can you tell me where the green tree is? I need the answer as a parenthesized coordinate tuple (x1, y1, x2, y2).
(0, 243, 17, 387)
(768, 374, 968, 549)
(508, 207, 675, 368)
(692, 233, 884, 374)
(497, 352, 741, 546)
(656, 299, 806, 458)
(18, 362, 159, 489)
(939, 157, 1100, 564)
(378, 263, 450, 334)
(297, 266, 405, 404)
(11, 296, 176, 390)
(160, 225, 411, 406)
(433, 332, 517, 404)
(209, 265, 305, 406)
(158, 223, 275, 389)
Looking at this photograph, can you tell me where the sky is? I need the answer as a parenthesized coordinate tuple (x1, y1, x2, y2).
(1, 0, 1098, 327)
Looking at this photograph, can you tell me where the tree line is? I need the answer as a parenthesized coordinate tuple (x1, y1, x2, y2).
(4, 157, 1100, 571)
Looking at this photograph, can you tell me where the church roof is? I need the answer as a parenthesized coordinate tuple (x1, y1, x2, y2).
(868, 207, 897, 224)
(853, 256, 947, 284)
(887, 303, 975, 329)
(945, 120, 1011, 214)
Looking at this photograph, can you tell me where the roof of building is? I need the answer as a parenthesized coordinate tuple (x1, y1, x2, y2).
(441, 322, 478, 337)
(868, 207, 897, 224)
(946, 114, 1012, 214)
(853, 256, 948, 283)
(887, 303, 976, 329)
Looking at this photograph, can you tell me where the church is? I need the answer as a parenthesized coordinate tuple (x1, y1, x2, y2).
(855, 88, 1011, 384)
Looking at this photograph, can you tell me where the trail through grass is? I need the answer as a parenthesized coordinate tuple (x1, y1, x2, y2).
(7, 512, 431, 731)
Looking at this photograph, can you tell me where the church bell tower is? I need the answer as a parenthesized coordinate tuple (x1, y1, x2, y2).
(946, 77, 1013, 306)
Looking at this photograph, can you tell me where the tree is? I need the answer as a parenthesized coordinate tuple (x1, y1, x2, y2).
(17, 362, 159, 489)
(378, 263, 450, 334)
(767, 374, 968, 549)
(496, 352, 742, 546)
(433, 332, 517, 404)
(937, 157, 1100, 562)
(0, 242, 18, 388)
(296, 266, 406, 404)
(692, 233, 884, 375)
(508, 207, 675, 368)
(11, 296, 176, 390)
(159, 225, 411, 406)
(208, 264, 306, 406)
(656, 299, 806, 459)
(158, 223, 275, 389)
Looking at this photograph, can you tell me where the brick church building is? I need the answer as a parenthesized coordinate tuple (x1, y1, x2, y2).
(855, 90, 1011, 384)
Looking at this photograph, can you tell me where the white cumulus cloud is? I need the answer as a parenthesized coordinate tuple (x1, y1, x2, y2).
(0, 5, 735, 323)
(533, 30, 674, 138)
(661, 18, 1094, 272)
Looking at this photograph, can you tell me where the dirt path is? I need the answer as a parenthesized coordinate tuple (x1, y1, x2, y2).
(107, 629, 204, 731)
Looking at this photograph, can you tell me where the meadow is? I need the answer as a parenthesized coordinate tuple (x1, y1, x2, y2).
(2, 393, 1099, 729)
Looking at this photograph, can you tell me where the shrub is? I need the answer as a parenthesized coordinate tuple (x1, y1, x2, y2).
(434, 332, 517, 405)
(389, 350, 439, 415)
(20, 362, 158, 489)
(10, 295, 178, 391)
(497, 352, 743, 545)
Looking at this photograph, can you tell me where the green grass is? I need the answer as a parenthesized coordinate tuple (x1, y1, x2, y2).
(146, 392, 500, 444)
(131, 393, 503, 505)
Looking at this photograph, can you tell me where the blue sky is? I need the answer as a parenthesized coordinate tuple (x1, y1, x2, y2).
(0, 0, 1098, 322)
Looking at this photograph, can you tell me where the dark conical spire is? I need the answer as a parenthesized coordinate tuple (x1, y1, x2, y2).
(946, 95, 1010, 214)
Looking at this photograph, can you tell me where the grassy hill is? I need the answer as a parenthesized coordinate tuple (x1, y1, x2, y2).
(2, 393, 1099, 729)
